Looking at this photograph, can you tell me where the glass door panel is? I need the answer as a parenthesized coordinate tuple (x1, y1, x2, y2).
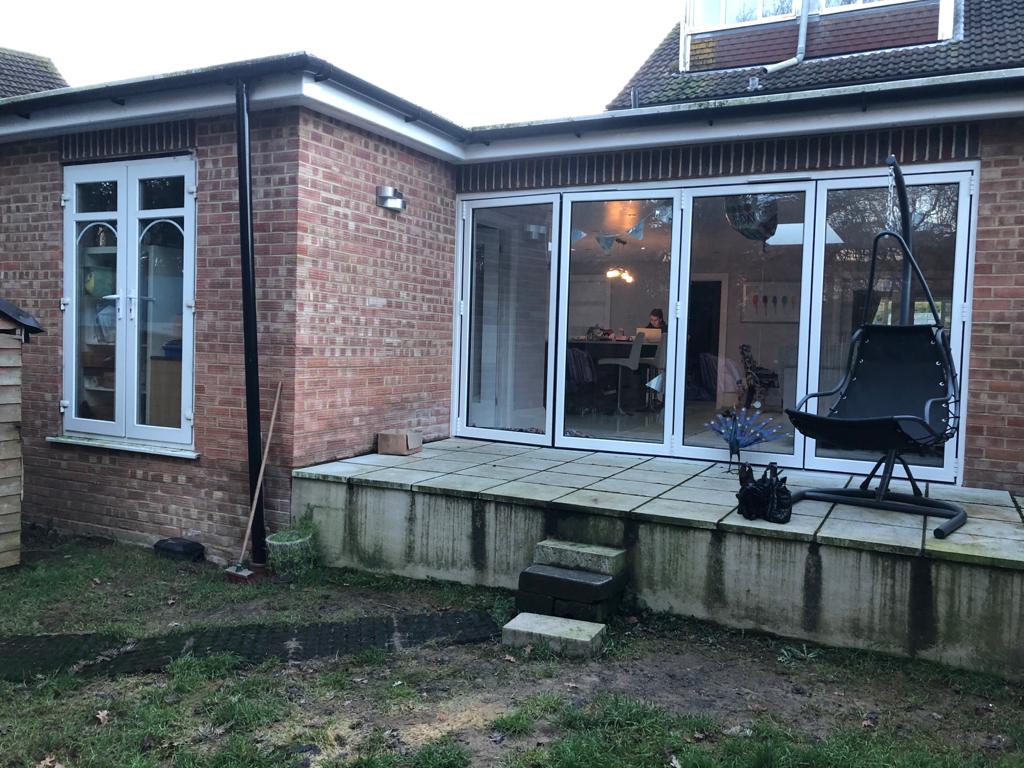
(677, 186, 813, 465)
(809, 177, 967, 476)
(74, 220, 119, 423)
(557, 195, 677, 450)
(459, 197, 557, 443)
(135, 217, 185, 429)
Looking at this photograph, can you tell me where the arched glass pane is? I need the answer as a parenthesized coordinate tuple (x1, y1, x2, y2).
(75, 221, 118, 421)
(136, 218, 185, 428)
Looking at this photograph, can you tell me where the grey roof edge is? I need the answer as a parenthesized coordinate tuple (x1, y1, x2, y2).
(0, 51, 470, 142)
(1, 50, 1023, 149)
(0, 298, 44, 333)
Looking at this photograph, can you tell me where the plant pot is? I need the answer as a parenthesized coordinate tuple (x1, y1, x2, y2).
(266, 530, 316, 582)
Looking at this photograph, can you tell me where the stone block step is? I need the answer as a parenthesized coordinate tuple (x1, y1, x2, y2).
(502, 612, 606, 658)
(518, 563, 626, 604)
(533, 539, 627, 575)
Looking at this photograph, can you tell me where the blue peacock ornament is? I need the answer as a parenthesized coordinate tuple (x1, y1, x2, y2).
(707, 408, 787, 470)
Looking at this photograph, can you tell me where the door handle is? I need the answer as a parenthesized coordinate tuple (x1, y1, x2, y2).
(101, 294, 121, 319)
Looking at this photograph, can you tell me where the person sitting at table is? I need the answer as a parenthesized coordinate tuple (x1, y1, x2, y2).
(647, 308, 668, 334)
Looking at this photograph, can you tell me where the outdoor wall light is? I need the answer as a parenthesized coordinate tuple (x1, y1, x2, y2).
(376, 186, 406, 212)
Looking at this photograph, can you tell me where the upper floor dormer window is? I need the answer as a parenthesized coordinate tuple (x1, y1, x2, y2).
(691, 0, 800, 31)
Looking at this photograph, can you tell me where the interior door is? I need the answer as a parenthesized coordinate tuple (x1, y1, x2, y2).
(673, 183, 815, 467)
(804, 171, 973, 482)
(456, 195, 559, 445)
(553, 191, 681, 454)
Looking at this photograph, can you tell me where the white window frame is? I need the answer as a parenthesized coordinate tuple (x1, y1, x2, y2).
(819, 0, 922, 16)
(62, 156, 196, 449)
(688, 0, 802, 33)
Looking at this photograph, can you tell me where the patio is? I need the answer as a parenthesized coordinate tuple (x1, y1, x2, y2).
(295, 439, 1023, 679)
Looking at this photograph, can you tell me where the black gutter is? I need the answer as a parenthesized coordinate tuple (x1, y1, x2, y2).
(234, 79, 267, 567)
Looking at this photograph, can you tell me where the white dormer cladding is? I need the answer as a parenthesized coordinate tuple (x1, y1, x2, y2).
(680, 0, 958, 71)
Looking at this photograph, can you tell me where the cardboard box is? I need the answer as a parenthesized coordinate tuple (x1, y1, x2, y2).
(377, 429, 423, 456)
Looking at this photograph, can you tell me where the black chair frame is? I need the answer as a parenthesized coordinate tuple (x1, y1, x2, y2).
(786, 164, 966, 538)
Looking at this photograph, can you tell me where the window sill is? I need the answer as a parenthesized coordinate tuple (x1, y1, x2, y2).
(47, 435, 200, 460)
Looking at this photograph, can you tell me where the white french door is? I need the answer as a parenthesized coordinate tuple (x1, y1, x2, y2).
(63, 156, 196, 446)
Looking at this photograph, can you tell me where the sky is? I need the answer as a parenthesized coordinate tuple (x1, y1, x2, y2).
(4, 1, 681, 127)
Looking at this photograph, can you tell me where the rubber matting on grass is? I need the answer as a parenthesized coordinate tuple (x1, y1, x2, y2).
(0, 610, 499, 680)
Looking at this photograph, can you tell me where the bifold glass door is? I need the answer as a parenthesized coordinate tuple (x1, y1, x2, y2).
(554, 192, 681, 453)
(806, 173, 972, 481)
(674, 184, 815, 467)
(455, 168, 972, 480)
(63, 156, 195, 446)
(456, 196, 559, 444)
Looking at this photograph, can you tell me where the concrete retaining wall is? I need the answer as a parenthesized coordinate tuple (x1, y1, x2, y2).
(297, 477, 1024, 680)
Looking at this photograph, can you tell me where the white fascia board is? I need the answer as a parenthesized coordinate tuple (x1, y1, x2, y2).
(0, 74, 304, 145)
(297, 77, 465, 161)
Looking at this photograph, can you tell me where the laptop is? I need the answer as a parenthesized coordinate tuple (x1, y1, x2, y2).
(637, 327, 662, 343)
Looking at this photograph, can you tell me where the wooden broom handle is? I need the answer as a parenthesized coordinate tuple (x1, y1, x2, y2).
(238, 381, 283, 565)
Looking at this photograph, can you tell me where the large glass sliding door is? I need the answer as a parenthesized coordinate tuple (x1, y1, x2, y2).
(555, 193, 680, 452)
(455, 167, 972, 479)
(806, 174, 972, 480)
(675, 184, 814, 466)
(457, 196, 559, 444)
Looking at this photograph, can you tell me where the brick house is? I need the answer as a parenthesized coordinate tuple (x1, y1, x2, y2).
(1, 0, 1021, 562)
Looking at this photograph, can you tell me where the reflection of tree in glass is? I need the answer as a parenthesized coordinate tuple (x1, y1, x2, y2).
(763, 0, 794, 16)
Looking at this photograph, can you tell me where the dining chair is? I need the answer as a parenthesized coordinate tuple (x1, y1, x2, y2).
(598, 332, 645, 415)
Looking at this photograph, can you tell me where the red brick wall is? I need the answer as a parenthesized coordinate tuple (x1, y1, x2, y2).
(965, 119, 1024, 492)
(689, 1, 940, 72)
(292, 109, 457, 466)
(0, 109, 302, 560)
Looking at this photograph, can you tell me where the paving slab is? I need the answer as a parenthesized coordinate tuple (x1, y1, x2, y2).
(661, 484, 738, 506)
(463, 443, 539, 457)
(492, 455, 566, 471)
(924, 525, 1024, 570)
(829, 504, 927, 530)
(633, 497, 733, 528)
(786, 500, 833, 517)
(587, 477, 674, 498)
(530, 448, 594, 461)
(681, 475, 739, 492)
(555, 488, 651, 514)
(957, 517, 1024, 541)
(502, 613, 606, 658)
(719, 510, 824, 542)
(411, 473, 508, 495)
(292, 461, 379, 481)
(781, 470, 851, 488)
(454, 464, 538, 482)
(571, 453, 648, 468)
(520, 471, 598, 489)
(552, 462, 625, 479)
(480, 481, 576, 504)
(815, 516, 924, 556)
(956, 502, 1024, 525)
(928, 484, 1017, 508)
(612, 467, 697, 485)
(534, 539, 627, 575)
(427, 438, 493, 451)
(401, 457, 489, 473)
(352, 467, 448, 490)
(344, 453, 424, 467)
(635, 457, 709, 476)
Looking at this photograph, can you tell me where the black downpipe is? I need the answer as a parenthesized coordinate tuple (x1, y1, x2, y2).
(235, 79, 267, 566)
(887, 154, 914, 325)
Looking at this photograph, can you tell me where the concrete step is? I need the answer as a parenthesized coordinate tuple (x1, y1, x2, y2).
(533, 539, 627, 576)
(518, 563, 626, 603)
(502, 612, 606, 658)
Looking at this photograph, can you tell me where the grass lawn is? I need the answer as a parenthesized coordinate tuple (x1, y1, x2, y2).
(1, 531, 1022, 767)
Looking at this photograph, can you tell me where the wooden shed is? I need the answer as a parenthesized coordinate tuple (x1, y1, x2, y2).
(0, 299, 43, 569)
